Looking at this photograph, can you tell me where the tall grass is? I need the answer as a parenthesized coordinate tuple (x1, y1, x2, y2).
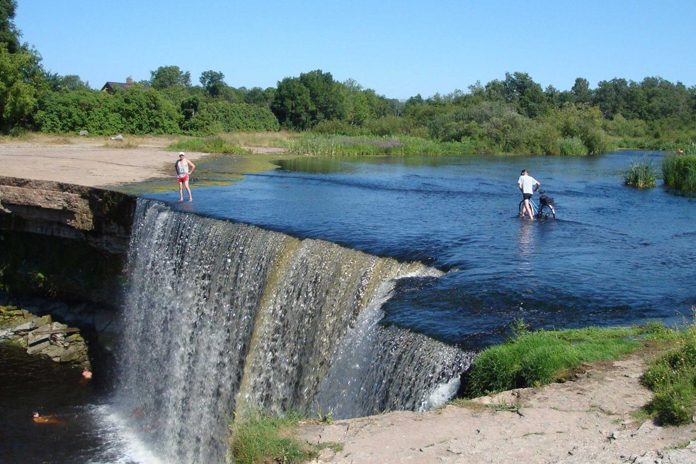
(462, 325, 663, 397)
(662, 154, 696, 194)
(288, 134, 479, 157)
(231, 413, 317, 464)
(168, 136, 252, 155)
(624, 161, 656, 188)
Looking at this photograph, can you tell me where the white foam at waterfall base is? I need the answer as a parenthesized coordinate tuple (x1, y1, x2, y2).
(87, 405, 163, 464)
(420, 376, 461, 411)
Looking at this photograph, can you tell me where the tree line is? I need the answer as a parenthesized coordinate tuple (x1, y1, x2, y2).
(1, 0, 695, 154)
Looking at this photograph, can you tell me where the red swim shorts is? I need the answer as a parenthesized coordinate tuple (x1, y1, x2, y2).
(177, 175, 189, 183)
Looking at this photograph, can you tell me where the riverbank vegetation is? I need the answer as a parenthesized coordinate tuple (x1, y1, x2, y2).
(624, 161, 657, 188)
(462, 319, 696, 425)
(662, 153, 696, 194)
(642, 322, 696, 425)
(2, 3, 695, 156)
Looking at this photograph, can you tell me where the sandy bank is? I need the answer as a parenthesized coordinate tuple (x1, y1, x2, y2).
(300, 353, 696, 463)
(0, 136, 207, 187)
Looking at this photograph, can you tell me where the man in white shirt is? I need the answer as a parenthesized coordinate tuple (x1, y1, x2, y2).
(518, 169, 540, 220)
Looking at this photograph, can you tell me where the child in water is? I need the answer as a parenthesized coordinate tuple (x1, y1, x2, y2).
(32, 411, 64, 425)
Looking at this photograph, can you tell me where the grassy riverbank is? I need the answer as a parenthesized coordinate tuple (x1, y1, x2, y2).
(462, 319, 696, 425)
(663, 153, 696, 194)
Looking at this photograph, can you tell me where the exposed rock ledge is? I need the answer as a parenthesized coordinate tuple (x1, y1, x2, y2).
(0, 176, 135, 254)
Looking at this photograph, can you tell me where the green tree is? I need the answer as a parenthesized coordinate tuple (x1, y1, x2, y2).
(271, 77, 313, 129)
(200, 70, 226, 97)
(0, 44, 43, 131)
(503, 72, 549, 118)
(150, 65, 191, 90)
(571, 78, 592, 105)
(0, 0, 20, 53)
(271, 70, 347, 129)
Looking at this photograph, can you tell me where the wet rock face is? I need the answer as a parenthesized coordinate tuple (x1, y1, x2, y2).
(0, 306, 90, 369)
(0, 177, 136, 306)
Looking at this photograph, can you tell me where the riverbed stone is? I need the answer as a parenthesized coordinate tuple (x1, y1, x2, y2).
(27, 330, 52, 346)
(12, 321, 37, 332)
(26, 340, 50, 354)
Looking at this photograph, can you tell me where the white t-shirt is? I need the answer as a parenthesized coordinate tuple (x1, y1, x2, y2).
(176, 160, 189, 178)
(518, 174, 539, 194)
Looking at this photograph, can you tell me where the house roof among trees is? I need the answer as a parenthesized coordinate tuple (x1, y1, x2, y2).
(100, 77, 135, 93)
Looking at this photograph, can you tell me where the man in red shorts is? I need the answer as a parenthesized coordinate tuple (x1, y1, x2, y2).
(175, 152, 196, 202)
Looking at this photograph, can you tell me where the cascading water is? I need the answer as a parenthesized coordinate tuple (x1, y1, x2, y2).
(115, 199, 470, 463)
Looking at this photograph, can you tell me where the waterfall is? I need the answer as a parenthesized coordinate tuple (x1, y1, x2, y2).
(115, 200, 471, 463)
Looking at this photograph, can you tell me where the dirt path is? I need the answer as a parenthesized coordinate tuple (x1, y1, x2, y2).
(299, 354, 696, 463)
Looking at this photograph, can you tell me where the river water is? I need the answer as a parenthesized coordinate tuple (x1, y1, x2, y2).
(151, 151, 696, 348)
(2, 150, 694, 463)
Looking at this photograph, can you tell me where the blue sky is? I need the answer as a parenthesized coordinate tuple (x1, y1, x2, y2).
(15, 0, 696, 99)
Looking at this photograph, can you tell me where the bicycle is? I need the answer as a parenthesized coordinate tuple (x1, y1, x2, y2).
(519, 191, 556, 220)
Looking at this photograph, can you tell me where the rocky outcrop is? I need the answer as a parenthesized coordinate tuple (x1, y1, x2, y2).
(0, 177, 136, 306)
(0, 305, 91, 368)
(0, 176, 135, 254)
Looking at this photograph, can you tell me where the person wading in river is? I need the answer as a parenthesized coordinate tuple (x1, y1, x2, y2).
(175, 152, 196, 202)
(518, 169, 541, 220)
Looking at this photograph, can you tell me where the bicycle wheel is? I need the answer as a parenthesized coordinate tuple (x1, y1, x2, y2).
(519, 199, 537, 218)
(538, 204, 556, 220)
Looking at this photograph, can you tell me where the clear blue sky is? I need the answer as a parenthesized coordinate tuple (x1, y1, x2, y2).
(15, 0, 696, 99)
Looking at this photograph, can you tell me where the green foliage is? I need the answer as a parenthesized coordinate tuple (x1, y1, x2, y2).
(200, 70, 226, 97)
(624, 161, 656, 188)
(642, 325, 696, 425)
(463, 326, 643, 397)
(168, 136, 251, 155)
(36, 86, 180, 135)
(0, 44, 45, 132)
(0, 0, 19, 53)
(289, 134, 478, 157)
(181, 100, 279, 135)
(662, 154, 696, 194)
(558, 137, 587, 156)
(150, 65, 191, 90)
(230, 413, 318, 464)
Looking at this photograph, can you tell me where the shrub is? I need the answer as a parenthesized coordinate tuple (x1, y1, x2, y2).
(311, 119, 362, 136)
(181, 101, 279, 135)
(559, 137, 587, 156)
(363, 116, 417, 136)
(642, 325, 696, 425)
(650, 381, 695, 425)
(624, 162, 656, 188)
(662, 154, 696, 194)
(37, 87, 181, 135)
